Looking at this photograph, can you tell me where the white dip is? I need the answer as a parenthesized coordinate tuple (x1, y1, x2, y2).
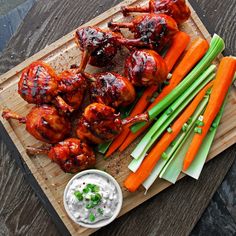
(65, 173, 119, 224)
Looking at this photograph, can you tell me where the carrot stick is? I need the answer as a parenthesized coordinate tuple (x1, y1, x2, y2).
(183, 57, 236, 171)
(124, 80, 214, 192)
(129, 86, 158, 117)
(119, 37, 209, 152)
(105, 128, 129, 157)
(164, 31, 191, 72)
(105, 32, 190, 157)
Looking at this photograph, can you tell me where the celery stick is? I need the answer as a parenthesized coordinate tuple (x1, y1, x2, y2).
(97, 141, 112, 154)
(159, 129, 195, 183)
(131, 70, 215, 159)
(131, 34, 225, 132)
(183, 97, 227, 179)
(143, 97, 209, 189)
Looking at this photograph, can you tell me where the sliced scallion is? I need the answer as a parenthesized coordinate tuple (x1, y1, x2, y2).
(74, 191, 83, 201)
(167, 127, 173, 133)
(182, 123, 188, 132)
(194, 127, 202, 134)
(161, 152, 168, 160)
(89, 213, 95, 222)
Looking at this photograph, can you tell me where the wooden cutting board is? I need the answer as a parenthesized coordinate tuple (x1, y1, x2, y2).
(0, 0, 235, 235)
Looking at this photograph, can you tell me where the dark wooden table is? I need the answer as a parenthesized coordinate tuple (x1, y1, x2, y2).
(0, 0, 235, 235)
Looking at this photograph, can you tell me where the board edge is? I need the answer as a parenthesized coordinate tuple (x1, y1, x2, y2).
(0, 0, 231, 236)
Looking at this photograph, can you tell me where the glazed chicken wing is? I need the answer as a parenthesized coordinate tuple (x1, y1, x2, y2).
(75, 26, 122, 71)
(2, 105, 70, 144)
(19, 61, 59, 104)
(27, 138, 96, 173)
(108, 13, 178, 51)
(124, 49, 168, 86)
(84, 72, 136, 108)
(18, 61, 88, 112)
(48, 138, 96, 173)
(58, 68, 87, 109)
(76, 103, 149, 144)
(122, 0, 191, 24)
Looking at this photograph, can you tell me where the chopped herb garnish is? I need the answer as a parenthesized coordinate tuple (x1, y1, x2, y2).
(90, 195, 96, 202)
(91, 193, 102, 202)
(152, 91, 159, 98)
(210, 127, 214, 132)
(198, 115, 204, 121)
(83, 183, 100, 193)
(182, 123, 188, 132)
(74, 191, 83, 201)
(187, 117, 193, 125)
(206, 88, 212, 95)
(167, 127, 172, 133)
(199, 121, 204, 126)
(194, 127, 202, 134)
(91, 184, 100, 193)
(166, 108, 173, 115)
(98, 208, 104, 215)
(196, 116, 204, 126)
(86, 203, 93, 209)
(161, 152, 168, 160)
(163, 80, 170, 85)
(89, 213, 95, 222)
(73, 182, 104, 222)
(87, 183, 95, 189)
(167, 73, 172, 80)
(93, 185, 100, 192)
(95, 193, 102, 200)
(172, 140, 177, 147)
(195, 120, 200, 126)
(83, 187, 89, 193)
(212, 122, 217, 128)
(93, 201, 99, 207)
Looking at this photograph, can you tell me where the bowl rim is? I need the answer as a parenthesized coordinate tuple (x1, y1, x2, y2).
(63, 169, 123, 229)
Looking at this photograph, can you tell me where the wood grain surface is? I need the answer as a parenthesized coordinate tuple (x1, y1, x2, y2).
(0, 0, 235, 236)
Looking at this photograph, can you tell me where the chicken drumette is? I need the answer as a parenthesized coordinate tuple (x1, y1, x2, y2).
(84, 72, 136, 108)
(58, 68, 87, 109)
(75, 26, 122, 71)
(121, 0, 190, 24)
(2, 105, 70, 143)
(76, 103, 149, 144)
(124, 49, 168, 86)
(18, 61, 87, 112)
(27, 138, 96, 173)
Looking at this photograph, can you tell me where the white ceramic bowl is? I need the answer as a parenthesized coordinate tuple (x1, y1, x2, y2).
(63, 169, 123, 228)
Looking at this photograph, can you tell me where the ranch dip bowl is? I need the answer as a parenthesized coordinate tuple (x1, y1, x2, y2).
(63, 169, 123, 228)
